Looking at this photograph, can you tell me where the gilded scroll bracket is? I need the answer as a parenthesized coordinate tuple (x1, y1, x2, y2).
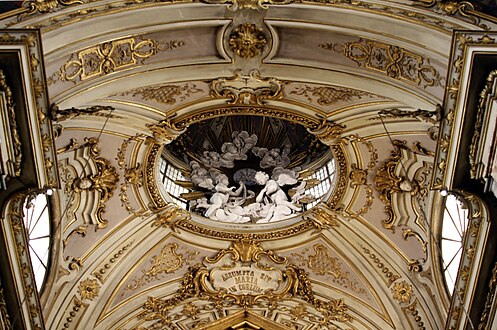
(133, 239, 352, 329)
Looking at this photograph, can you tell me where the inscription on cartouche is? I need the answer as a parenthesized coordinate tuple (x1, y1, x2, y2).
(212, 267, 280, 294)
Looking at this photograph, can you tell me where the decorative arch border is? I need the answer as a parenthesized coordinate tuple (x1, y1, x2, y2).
(143, 106, 349, 238)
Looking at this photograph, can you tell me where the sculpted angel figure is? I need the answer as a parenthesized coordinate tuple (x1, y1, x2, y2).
(254, 171, 301, 223)
(252, 145, 291, 169)
(197, 174, 250, 223)
(200, 131, 258, 168)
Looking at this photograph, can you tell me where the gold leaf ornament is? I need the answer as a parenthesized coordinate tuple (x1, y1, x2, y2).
(229, 24, 267, 59)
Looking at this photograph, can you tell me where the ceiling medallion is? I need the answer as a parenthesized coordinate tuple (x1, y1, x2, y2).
(229, 24, 267, 59)
(210, 70, 282, 105)
(134, 239, 352, 328)
(163, 115, 335, 224)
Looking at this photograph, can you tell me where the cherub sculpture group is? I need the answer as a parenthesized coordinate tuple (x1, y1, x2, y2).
(189, 131, 315, 223)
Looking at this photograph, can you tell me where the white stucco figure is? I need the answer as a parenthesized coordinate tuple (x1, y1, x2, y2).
(254, 171, 301, 223)
(190, 160, 215, 190)
(197, 174, 251, 223)
(252, 146, 291, 168)
(200, 131, 258, 168)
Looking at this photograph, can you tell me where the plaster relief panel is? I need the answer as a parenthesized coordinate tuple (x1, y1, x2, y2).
(45, 26, 222, 99)
(110, 239, 202, 309)
(269, 26, 446, 98)
(283, 81, 392, 116)
(283, 240, 380, 310)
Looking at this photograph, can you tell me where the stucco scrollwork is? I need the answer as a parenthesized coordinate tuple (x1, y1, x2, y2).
(374, 143, 420, 231)
(201, 0, 293, 11)
(210, 70, 283, 105)
(125, 242, 198, 292)
(146, 117, 186, 144)
(289, 84, 376, 105)
(23, 0, 83, 15)
(133, 239, 352, 329)
(307, 116, 345, 146)
(292, 244, 367, 295)
(320, 39, 444, 88)
(152, 204, 191, 231)
(50, 104, 115, 122)
(303, 202, 340, 231)
(121, 83, 203, 105)
(49, 37, 184, 84)
(70, 138, 119, 230)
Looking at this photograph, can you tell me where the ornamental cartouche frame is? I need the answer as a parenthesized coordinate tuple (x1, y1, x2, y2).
(143, 106, 348, 239)
(132, 239, 353, 329)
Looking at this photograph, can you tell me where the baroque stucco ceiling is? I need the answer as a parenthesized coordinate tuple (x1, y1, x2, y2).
(1, 1, 496, 329)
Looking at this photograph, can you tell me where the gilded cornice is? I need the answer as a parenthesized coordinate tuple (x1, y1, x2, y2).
(201, 0, 293, 11)
(4, 191, 46, 330)
(0, 0, 484, 34)
(431, 31, 497, 190)
(414, 0, 497, 28)
(0, 29, 59, 189)
(0, 69, 22, 177)
(173, 105, 321, 130)
(469, 69, 497, 179)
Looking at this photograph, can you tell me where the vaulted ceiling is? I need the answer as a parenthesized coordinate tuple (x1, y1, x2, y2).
(1, 1, 496, 329)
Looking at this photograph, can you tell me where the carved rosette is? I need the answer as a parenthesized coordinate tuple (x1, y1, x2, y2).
(229, 24, 267, 59)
